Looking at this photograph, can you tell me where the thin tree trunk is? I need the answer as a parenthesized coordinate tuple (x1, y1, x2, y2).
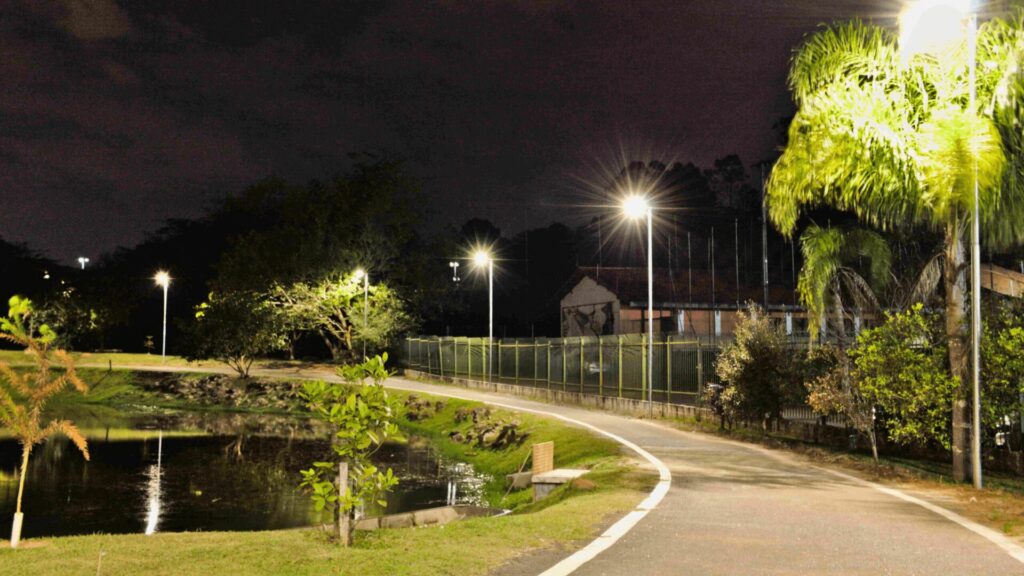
(944, 223, 969, 483)
(337, 461, 351, 546)
(15, 443, 30, 514)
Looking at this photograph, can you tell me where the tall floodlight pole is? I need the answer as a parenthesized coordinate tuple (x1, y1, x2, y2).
(354, 269, 369, 359)
(624, 195, 654, 416)
(154, 271, 171, 358)
(473, 250, 494, 381)
(901, 0, 982, 488)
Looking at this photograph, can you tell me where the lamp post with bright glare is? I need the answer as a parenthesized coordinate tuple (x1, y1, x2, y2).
(623, 195, 654, 414)
(473, 250, 493, 381)
(354, 268, 369, 359)
(900, 0, 982, 489)
(77, 257, 89, 270)
(154, 271, 171, 358)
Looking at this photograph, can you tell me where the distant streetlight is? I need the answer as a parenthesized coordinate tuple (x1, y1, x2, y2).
(353, 268, 369, 359)
(154, 271, 171, 358)
(472, 250, 494, 381)
(449, 261, 461, 282)
(901, 0, 982, 490)
(77, 257, 89, 270)
(622, 194, 654, 414)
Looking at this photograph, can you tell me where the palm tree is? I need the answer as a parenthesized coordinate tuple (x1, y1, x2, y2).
(767, 17, 1024, 482)
(0, 296, 89, 548)
(798, 224, 891, 349)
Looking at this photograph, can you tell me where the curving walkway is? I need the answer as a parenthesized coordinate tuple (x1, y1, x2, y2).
(111, 364, 1024, 575)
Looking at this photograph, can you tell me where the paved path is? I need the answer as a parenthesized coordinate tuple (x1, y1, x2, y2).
(111, 364, 1024, 575)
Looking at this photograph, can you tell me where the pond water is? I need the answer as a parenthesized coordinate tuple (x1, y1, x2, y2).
(0, 412, 487, 539)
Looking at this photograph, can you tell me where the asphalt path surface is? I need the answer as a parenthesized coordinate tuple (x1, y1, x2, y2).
(113, 364, 1024, 575)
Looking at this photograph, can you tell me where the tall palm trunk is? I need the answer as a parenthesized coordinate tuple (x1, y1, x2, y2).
(943, 222, 969, 483)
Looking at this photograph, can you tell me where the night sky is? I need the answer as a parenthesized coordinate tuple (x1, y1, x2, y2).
(1, 0, 892, 263)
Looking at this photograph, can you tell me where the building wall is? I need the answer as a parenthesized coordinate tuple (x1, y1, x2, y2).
(560, 277, 621, 337)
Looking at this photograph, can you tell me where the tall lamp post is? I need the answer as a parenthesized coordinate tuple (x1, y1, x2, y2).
(623, 195, 654, 414)
(473, 250, 493, 381)
(154, 271, 171, 358)
(900, 0, 982, 488)
(77, 257, 89, 270)
(353, 268, 369, 359)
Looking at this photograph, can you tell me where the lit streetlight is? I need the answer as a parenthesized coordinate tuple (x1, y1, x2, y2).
(901, 0, 982, 489)
(449, 261, 461, 282)
(77, 257, 89, 270)
(472, 249, 494, 381)
(154, 271, 171, 358)
(353, 268, 369, 359)
(622, 194, 654, 414)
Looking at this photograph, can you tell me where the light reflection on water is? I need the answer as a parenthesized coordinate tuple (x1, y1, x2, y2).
(0, 412, 487, 539)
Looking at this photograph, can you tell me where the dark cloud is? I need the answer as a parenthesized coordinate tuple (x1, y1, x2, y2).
(0, 0, 890, 262)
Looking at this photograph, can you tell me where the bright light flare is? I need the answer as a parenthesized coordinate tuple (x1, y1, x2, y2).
(472, 250, 492, 267)
(353, 268, 366, 280)
(153, 271, 171, 288)
(900, 0, 971, 59)
(622, 195, 650, 219)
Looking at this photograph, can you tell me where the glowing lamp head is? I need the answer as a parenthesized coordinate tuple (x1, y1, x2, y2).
(353, 268, 366, 281)
(622, 195, 650, 219)
(473, 250, 491, 267)
(154, 271, 171, 288)
(900, 0, 971, 59)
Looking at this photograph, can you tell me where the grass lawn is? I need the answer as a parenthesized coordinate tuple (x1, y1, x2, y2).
(2, 366, 655, 575)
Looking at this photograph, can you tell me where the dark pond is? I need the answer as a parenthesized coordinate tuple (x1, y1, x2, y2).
(0, 412, 487, 539)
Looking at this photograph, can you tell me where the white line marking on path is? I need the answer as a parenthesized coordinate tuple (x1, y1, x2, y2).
(385, 379, 672, 576)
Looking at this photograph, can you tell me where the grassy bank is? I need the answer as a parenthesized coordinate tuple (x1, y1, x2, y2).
(3, 366, 655, 575)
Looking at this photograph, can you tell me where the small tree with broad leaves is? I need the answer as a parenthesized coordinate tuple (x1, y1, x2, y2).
(0, 296, 90, 548)
(299, 353, 401, 546)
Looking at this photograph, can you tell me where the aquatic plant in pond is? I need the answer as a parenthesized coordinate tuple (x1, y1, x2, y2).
(0, 296, 90, 548)
(300, 354, 402, 546)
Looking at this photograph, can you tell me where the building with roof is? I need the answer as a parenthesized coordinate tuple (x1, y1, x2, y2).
(559, 266, 808, 338)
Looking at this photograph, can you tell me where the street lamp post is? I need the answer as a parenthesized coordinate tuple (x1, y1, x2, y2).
(623, 195, 654, 416)
(473, 250, 493, 381)
(354, 269, 369, 359)
(901, 0, 982, 489)
(154, 271, 170, 358)
(77, 257, 89, 270)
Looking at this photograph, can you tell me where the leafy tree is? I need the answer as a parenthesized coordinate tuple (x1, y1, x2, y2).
(715, 305, 803, 434)
(798, 225, 891, 346)
(767, 18, 1024, 480)
(849, 305, 958, 450)
(0, 296, 89, 548)
(184, 291, 286, 377)
(299, 354, 401, 546)
(981, 298, 1024, 446)
(270, 273, 411, 361)
(804, 345, 881, 463)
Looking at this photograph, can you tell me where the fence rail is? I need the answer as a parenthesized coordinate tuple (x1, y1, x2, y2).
(404, 335, 724, 406)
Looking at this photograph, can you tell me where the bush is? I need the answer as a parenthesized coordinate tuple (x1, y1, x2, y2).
(715, 305, 803, 433)
(981, 298, 1024, 448)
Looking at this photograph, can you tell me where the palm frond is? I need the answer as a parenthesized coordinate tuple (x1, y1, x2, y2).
(839, 269, 882, 312)
(43, 420, 90, 461)
(905, 252, 944, 307)
(789, 21, 901, 106)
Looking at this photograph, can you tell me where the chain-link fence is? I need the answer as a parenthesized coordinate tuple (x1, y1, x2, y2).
(403, 335, 724, 406)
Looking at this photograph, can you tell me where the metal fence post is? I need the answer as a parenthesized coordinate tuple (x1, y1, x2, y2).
(438, 337, 444, 378)
(497, 339, 502, 381)
(515, 339, 520, 384)
(641, 333, 647, 401)
(533, 341, 539, 385)
(618, 335, 623, 398)
(598, 336, 604, 396)
(547, 341, 552, 390)
(468, 338, 473, 379)
(562, 338, 567, 392)
(696, 338, 704, 407)
(666, 335, 672, 404)
(579, 338, 584, 393)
